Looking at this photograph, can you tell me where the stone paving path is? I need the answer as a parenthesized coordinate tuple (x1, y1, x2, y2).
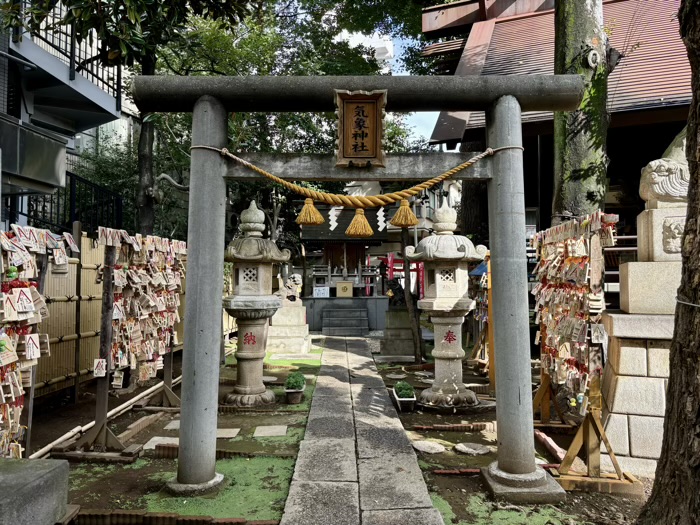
(280, 337, 445, 525)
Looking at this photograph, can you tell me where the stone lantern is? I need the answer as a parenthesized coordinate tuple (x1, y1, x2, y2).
(223, 201, 291, 406)
(405, 201, 487, 407)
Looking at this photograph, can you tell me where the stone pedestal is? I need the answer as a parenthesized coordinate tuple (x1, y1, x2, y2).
(419, 314, 477, 408)
(268, 303, 311, 353)
(0, 459, 69, 525)
(637, 207, 686, 262)
(224, 306, 278, 407)
(599, 129, 685, 478)
(380, 308, 414, 356)
(600, 311, 671, 477)
(620, 262, 681, 315)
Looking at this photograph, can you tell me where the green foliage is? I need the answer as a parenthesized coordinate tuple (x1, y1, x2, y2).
(1, 0, 249, 68)
(73, 134, 188, 238)
(394, 380, 415, 399)
(285, 372, 306, 391)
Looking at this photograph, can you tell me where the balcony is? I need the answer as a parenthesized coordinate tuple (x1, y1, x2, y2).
(7, 1, 121, 136)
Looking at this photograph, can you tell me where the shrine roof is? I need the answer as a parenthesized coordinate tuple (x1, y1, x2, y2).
(426, 0, 691, 144)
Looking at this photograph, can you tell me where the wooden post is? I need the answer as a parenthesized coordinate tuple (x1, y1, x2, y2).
(486, 253, 496, 394)
(72, 244, 125, 452)
(148, 327, 181, 408)
(70, 222, 82, 404)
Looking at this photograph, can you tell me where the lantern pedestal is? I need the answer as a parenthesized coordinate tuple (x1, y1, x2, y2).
(223, 297, 280, 407)
(419, 312, 478, 408)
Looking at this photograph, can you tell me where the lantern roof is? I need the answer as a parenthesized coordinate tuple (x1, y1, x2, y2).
(225, 201, 291, 263)
(405, 201, 487, 262)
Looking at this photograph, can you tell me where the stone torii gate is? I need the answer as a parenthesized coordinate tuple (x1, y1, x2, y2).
(133, 75, 583, 500)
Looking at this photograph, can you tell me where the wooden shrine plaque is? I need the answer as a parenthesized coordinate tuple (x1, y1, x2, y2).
(335, 90, 386, 168)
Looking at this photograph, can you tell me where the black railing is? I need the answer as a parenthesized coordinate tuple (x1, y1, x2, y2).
(15, 1, 121, 109)
(18, 172, 123, 234)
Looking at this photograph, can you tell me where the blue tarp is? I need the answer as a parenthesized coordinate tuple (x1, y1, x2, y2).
(469, 261, 488, 277)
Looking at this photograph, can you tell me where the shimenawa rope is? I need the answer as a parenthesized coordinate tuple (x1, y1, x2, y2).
(191, 145, 522, 237)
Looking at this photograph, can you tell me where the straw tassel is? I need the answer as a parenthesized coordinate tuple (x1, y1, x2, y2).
(345, 208, 374, 238)
(390, 199, 419, 227)
(296, 198, 325, 226)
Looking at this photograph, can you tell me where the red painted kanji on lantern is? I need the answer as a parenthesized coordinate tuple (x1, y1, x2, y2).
(243, 332, 256, 345)
(443, 330, 457, 344)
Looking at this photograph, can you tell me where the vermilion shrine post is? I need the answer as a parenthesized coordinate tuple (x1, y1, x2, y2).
(133, 75, 584, 500)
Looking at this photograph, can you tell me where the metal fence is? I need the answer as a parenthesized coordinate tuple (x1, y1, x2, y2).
(17, 171, 123, 234)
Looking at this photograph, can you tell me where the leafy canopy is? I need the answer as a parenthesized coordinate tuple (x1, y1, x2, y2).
(1, 0, 249, 66)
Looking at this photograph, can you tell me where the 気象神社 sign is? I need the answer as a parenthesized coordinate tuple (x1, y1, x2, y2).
(335, 90, 386, 168)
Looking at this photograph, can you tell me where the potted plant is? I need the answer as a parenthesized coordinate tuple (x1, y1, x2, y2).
(392, 381, 416, 412)
(285, 371, 306, 404)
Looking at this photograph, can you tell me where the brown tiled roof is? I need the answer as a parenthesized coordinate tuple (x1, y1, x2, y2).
(430, 0, 691, 140)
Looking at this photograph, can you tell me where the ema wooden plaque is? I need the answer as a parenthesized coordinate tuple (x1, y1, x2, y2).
(335, 90, 386, 168)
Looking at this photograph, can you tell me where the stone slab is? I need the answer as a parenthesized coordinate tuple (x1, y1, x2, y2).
(603, 373, 667, 417)
(362, 509, 445, 525)
(217, 428, 241, 439)
(164, 420, 180, 430)
(608, 338, 647, 376)
(413, 441, 446, 454)
(358, 454, 433, 510)
(637, 207, 686, 262)
(602, 412, 630, 456)
(481, 467, 566, 504)
(269, 326, 309, 337)
(306, 408, 355, 440)
(267, 336, 312, 354)
(629, 415, 664, 459)
(602, 311, 675, 340)
(602, 454, 658, 478)
(620, 262, 681, 315)
(313, 378, 352, 397)
(144, 436, 179, 450)
(373, 355, 417, 364)
(0, 459, 68, 525)
(648, 340, 671, 378)
(280, 481, 360, 525)
(380, 339, 415, 356)
(355, 420, 413, 459)
(269, 354, 321, 361)
(253, 425, 288, 437)
(293, 438, 358, 482)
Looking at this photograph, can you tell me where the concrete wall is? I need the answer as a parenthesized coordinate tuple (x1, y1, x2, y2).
(305, 297, 389, 331)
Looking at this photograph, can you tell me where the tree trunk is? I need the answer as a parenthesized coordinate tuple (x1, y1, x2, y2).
(552, 0, 609, 222)
(401, 227, 423, 364)
(137, 54, 157, 234)
(459, 142, 489, 244)
(459, 180, 488, 245)
(637, 2, 700, 523)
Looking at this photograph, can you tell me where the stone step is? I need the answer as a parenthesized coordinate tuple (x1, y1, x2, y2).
(323, 309, 369, 319)
(323, 317, 370, 328)
(322, 327, 370, 336)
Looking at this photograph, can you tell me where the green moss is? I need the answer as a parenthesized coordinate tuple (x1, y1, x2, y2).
(431, 494, 458, 523)
(433, 492, 584, 525)
(68, 463, 117, 492)
(123, 458, 151, 470)
(143, 457, 295, 520)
